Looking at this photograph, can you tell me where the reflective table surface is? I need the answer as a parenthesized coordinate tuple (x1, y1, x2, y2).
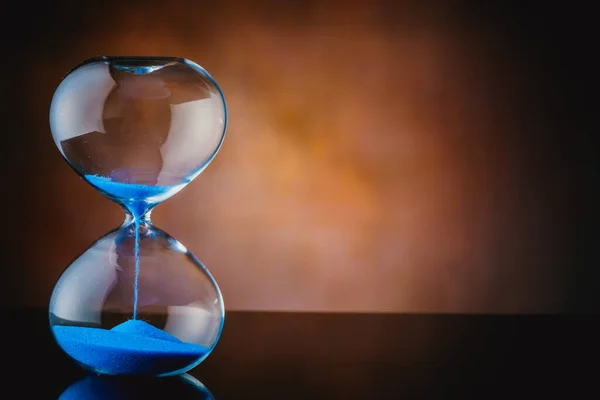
(5, 309, 598, 398)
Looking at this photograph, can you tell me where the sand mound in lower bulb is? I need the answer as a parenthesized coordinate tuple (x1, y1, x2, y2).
(53, 319, 208, 376)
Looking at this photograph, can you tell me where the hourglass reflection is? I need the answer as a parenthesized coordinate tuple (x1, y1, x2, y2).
(48, 57, 227, 376)
(60, 374, 214, 399)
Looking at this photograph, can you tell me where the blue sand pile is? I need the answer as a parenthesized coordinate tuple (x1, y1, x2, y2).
(53, 320, 208, 376)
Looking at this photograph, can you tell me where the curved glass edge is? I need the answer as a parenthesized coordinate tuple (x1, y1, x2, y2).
(179, 58, 229, 181)
(49, 55, 228, 205)
(64, 56, 185, 79)
(161, 247, 226, 377)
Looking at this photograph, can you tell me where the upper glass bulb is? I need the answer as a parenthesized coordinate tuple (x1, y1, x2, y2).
(49, 56, 227, 209)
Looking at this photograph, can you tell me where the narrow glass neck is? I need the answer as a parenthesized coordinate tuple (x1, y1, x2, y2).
(123, 209, 153, 226)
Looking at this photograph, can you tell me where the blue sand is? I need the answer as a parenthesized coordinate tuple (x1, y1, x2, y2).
(133, 216, 141, 319)
(84, 174, 181, 319)
(85, 174, 177, 201)
(111, 319, 180, 343)
(53, 319, 209, 376)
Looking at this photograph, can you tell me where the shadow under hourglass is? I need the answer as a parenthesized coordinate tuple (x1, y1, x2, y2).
(59, 373, 214, 399)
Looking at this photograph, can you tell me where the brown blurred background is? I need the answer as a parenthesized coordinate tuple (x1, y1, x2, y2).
(1, 1, 596, 313)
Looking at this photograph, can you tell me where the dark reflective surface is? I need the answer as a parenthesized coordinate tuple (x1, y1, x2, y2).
(6, 309, 599, 398)
(59, 373, 213, 399)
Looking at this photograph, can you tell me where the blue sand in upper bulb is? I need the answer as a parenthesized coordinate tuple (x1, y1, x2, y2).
(84, 174, 178, 200)
(53, 319, 208, 376)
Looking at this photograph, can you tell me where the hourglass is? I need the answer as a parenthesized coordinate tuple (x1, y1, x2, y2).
(48, 56, 227, 376)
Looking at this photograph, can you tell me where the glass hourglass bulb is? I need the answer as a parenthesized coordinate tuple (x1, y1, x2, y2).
(48, 56, 227, 377)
